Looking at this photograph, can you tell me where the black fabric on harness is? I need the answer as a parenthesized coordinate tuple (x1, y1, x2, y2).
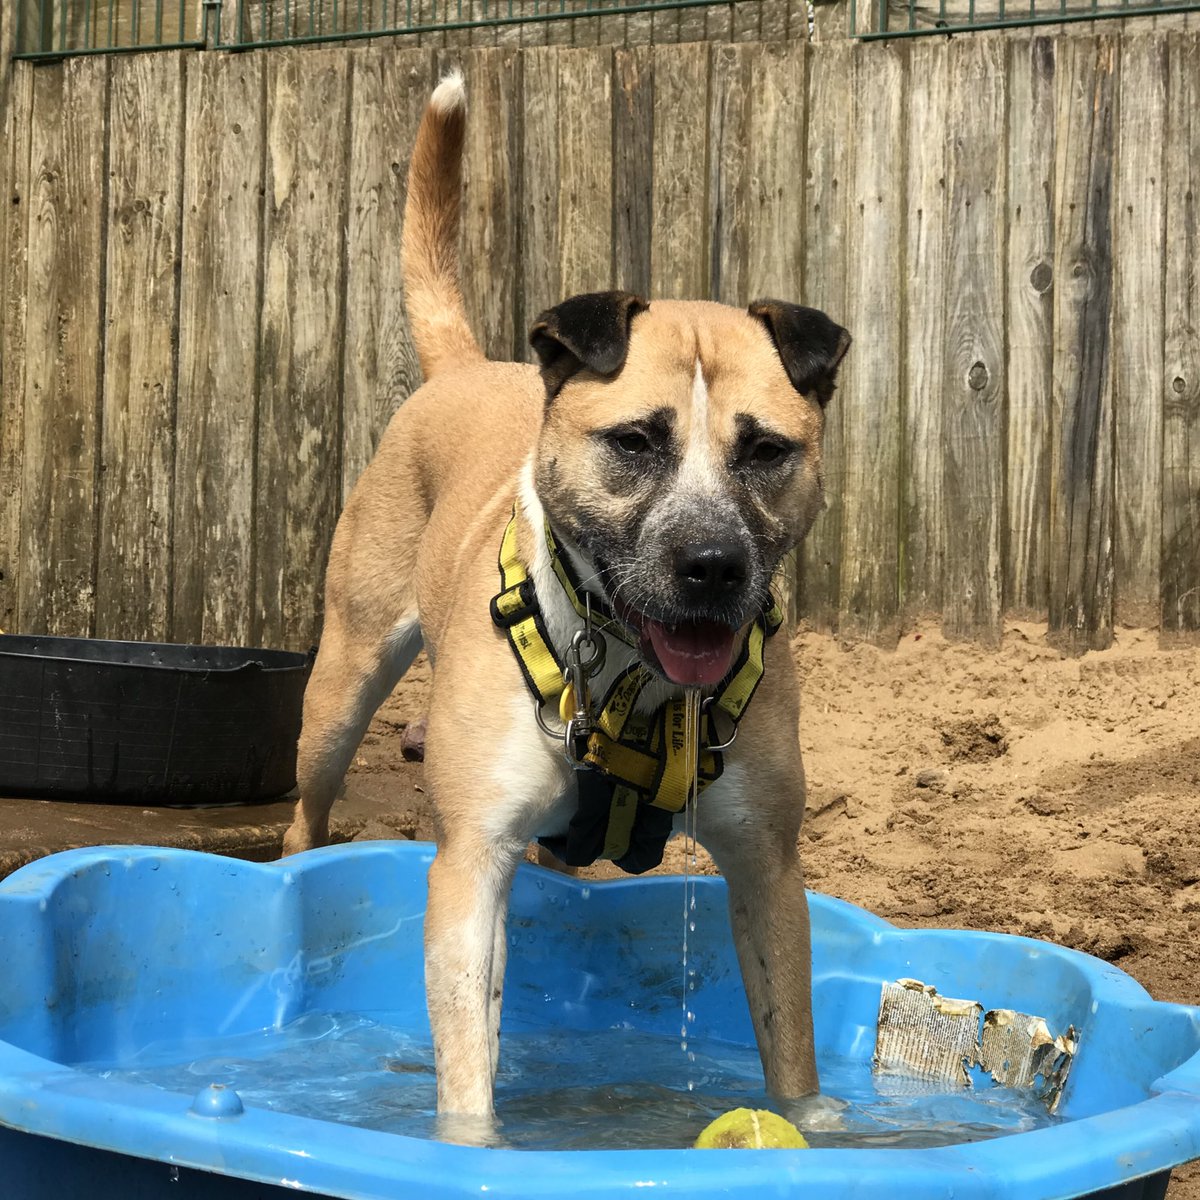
(537, 771, 676, 876)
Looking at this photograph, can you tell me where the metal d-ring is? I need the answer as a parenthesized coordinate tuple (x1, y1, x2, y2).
(533, 698, 559, 739)
(701, 696, 739, 752)
(570, 627, 606, 679)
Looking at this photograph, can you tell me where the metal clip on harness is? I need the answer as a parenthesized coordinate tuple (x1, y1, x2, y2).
(533, 594, 606, 765)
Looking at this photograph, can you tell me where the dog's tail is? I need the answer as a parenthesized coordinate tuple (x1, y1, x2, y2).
(402, 70, 485, 380)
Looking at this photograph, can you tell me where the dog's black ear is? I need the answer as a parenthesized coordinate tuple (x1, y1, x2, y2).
(748, 300, 851, 406)
(529, 291, 649, 399)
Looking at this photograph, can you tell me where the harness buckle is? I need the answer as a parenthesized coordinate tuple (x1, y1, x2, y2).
(489, 579, 538, 629)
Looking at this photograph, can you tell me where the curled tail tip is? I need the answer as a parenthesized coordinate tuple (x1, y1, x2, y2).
(431, 69, 466, 115)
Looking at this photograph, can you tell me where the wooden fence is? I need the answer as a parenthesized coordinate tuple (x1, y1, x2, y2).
(0, 32, 1198, 653)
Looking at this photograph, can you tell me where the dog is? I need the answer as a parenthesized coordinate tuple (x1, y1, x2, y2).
(283, 69, 851, 1125)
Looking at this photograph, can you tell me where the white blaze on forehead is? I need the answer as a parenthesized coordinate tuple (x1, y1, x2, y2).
(691, 357, 708, 430)
(679, 357, 720, 490)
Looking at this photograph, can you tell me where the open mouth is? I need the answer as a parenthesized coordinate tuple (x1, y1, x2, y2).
(610, 596, 739, 687)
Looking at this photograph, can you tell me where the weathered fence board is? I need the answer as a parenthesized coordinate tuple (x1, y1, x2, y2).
(705, 3, 733, 41)
(96, 51, 185, 642)
(745, 41, 805, 302)
(20, 60, 109, 638)
(611, 45, 652, 298)
(558, 47, 613, 295)
(0, 64, 32, 633)
(839, 42, 904, 643)
(651, 3, 680, 47)
(650, 42, 709, 300)
(256, 49, 351, 650)
(1113, 34, 1166, 629)
(173, 51, 265, 647)
(677, 0, 708, 41)
(708, 43, 752, 306)
(518, 46, 560, 347)
(455, 46, 521, 360)
(2, 33, 1198, 652)
(519, 2, 550, 48)
(900, 38, 948, 620)
(342, 47, 431, 501)
(733, 0, 761, 39)
(942, 38, 1006, 645)
(760, 0, 788, 40)
(1049, 36, 1117, 652)
(596, 3, 627, 47)
(1162, 34, 1200, 636)
(625, 1, 652, 45)
(798, 39, 852, 631)
(1005, 35, 1056, 618)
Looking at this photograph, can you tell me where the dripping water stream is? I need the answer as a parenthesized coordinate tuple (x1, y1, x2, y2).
(680, 687, 702, 1089)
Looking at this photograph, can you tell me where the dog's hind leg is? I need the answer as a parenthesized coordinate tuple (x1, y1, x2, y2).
(283, 612, 423, 855)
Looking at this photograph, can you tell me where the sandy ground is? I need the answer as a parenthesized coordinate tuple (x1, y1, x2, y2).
(345, 621, 1200, 1197)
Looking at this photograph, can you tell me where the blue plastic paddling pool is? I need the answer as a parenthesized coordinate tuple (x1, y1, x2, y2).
(0, 841, 1196, 1198)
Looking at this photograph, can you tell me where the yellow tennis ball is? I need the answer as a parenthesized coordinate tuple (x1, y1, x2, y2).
(694, 1108, 810, 1150)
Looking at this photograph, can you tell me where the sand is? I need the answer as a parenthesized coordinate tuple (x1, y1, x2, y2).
(345, 621, 1200, 1197)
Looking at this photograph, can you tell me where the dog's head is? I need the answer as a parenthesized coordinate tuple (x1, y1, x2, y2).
(530, 292, 850, 688)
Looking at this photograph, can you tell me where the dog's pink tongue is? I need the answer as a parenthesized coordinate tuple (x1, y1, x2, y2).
(644, 619, 737, 686)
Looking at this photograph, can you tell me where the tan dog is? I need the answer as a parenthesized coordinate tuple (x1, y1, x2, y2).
(283, 71, 850, 1124)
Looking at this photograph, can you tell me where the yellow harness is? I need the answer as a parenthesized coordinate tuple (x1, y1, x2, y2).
(490, 507, 782, 873)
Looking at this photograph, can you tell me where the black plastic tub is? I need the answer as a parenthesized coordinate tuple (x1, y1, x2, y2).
(0, 636, 314, 804)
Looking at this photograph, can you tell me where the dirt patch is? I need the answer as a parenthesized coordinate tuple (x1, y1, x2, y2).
(344, 620, 1200, 1197)
(938, 713, 1009, 762)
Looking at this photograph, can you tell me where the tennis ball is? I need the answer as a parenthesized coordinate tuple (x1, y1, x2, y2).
(693, 1108, 810, 1150)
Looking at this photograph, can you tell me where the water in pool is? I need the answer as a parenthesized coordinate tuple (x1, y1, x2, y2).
(77, 1011, 1059, 1151)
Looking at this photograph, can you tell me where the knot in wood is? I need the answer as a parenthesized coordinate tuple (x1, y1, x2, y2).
(968, 361, 990, 393)
(1030, 262, 1052, 294)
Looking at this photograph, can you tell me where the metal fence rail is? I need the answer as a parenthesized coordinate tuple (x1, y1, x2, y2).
(850, 0, 1199, 36)
(14, 0, 203, 56)
(10, 0, 1199, 54)
(12, 0, 770, 57)
(219, 0, 765, 49)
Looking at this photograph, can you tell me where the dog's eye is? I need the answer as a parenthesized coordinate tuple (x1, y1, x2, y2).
(613, 431, 651, 455)
(750, 440, 788, 465)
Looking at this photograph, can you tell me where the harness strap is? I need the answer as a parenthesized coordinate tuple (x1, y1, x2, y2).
(491, 505, 783, 873)
(490, 512, 565, 705)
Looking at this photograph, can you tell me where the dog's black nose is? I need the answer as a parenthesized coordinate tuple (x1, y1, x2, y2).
(674, 539, 749, 600)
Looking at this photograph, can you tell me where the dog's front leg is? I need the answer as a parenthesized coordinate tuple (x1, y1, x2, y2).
(725, 846, 818, 1098)
(424, 837, 523, 1119)
(701, 777, 818, 1099)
